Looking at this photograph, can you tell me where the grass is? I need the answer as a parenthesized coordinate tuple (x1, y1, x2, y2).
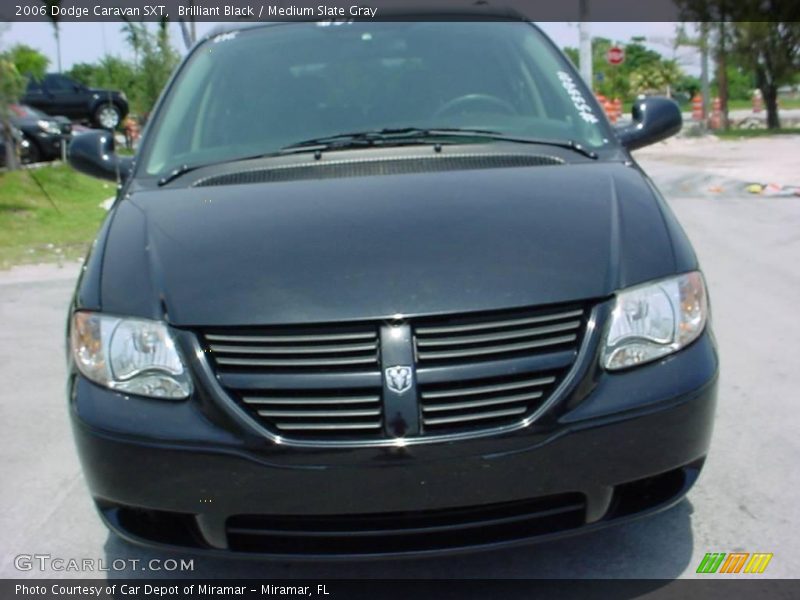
(0, 164, 114, 269)
(714, 127, 800, 139)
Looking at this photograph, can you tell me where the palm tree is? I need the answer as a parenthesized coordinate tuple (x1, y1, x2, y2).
(41, 1, 62, 72)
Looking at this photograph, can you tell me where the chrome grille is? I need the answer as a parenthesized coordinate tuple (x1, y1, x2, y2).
(420, 371, 564, 431)
(204, 324, 382, 440)
(413, 304, 586, 434)
(241, 389, 382, 435)
(202, 302, 589, 443)
(414, 306, 584, 365)
(205, 325, 379, 371)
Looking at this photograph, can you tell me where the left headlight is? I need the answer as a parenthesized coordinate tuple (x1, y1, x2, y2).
(602, 271, 708, 371)
(37, 119, 62, 136)
(70, 312, 192, 399)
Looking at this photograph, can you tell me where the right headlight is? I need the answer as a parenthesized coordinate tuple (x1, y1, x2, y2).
(70, 311, 192, 399)
(602, 271, 708, 371)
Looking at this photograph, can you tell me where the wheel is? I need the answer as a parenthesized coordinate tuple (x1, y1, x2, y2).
(21, 136, 40, 164)
(433, 93, 518, 119)
(94, 103, 122, 130)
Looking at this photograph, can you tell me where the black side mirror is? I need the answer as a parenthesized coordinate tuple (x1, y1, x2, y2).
(615, 96, 682, 151)
(68, 130, 133, 182)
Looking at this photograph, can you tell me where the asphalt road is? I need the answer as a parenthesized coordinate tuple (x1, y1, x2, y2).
(1, 140, 798, 580)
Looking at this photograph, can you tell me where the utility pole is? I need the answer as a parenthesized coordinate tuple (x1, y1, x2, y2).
(700, 22, 710, 129)
(578, 0, 593, 88)
(54, 24, 62, 72)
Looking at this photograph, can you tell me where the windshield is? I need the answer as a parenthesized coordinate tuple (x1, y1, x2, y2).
(141, 22, 613, 176)
(11, 104, 46, 119)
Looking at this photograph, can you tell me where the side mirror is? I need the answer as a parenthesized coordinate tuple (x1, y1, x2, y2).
(68, 130, 133, 182)
(615, 96, 682, 151)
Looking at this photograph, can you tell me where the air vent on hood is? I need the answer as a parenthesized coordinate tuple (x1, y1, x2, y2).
(193, 153, 564, 187)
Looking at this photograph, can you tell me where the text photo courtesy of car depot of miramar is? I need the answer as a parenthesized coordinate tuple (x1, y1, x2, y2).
(0, 3, 799, 593)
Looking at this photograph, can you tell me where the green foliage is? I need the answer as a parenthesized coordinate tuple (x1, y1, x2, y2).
(677, 0, 800, 129)
(0, 53, 27, 169)
(122, 21, 179, 116)
(713, 66, 754, 101)
(562, 47, 579, 68)
(564, 37, 688, 101)
(5, 44, 49, 80)
(66, 23, 179, 117)
(66, 56, 138, 100)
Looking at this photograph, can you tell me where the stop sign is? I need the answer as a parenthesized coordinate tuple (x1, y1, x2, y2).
(607, 46, 625, 66)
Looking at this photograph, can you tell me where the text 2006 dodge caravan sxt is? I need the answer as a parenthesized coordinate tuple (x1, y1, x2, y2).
(67, 17, 717, 558)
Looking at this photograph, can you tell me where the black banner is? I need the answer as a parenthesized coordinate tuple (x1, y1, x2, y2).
(3, 579, 800, 600)
(2, 0, 799, 23)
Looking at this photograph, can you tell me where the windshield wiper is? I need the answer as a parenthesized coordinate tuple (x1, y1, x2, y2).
(482, 135, 599, 160)
(280, 127, 598, 159)
(158, 163, 197, 186)
(157, 128, 485, 184)
(158, 127, 598, 185)
(279, 127, 501, 153)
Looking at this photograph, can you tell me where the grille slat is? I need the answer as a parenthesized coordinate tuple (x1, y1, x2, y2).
(414, 321, 581, 348)
(243, 396, 379, 405)
(423, 391, 544, 413)
(416, 334, 577, 362)
(423, 407, 527, 426)
(210, 341, 378, 355)
(276, 422, 382, 431)
(206, 332, 375, 343)
(415, 308, 583, 336)
(421, 375, 556, 400)
(216, 355, 379, 368)
(257, 408, 381, 418)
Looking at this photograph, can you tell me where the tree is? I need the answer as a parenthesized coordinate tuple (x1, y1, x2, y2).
(731, 20, 800, 129)
(6, 44, 49, 80)
(678, 0, 800, 129)
(629, 59, 684, 97)
(0, 54, 26, 170)
(68, 57, 137, 93)
(121, 20, 179, 116)
(41, 0, 62, 72)
(564, 37, 688, 101)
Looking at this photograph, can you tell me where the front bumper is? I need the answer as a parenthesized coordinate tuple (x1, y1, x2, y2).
(69, 331, 717, 559)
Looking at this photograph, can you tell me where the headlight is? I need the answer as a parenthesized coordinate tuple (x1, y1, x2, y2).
(602, 271, 708, 371)
(70, 312, 192, 399)
(37, 119, 62, 135)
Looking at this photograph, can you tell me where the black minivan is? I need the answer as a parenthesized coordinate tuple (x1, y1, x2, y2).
(66, 18, 717, 558)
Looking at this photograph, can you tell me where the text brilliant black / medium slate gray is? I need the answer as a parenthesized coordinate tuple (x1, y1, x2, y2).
(66, 18, 716, 558)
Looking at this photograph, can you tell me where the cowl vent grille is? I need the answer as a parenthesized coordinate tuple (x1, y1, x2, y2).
(193, 153, 563, 187)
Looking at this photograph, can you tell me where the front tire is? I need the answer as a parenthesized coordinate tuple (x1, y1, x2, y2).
(93, 103, 122, 130)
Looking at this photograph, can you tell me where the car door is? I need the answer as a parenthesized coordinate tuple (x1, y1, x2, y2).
(42, 75, 87, 119)
(22, 78, 51, 113)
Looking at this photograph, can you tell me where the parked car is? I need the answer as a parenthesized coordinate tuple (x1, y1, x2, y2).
(8, 104, 71, 164)
(66, 17, 717, 559)
(0, 127, 31, 167)
(22, 73, 128, 130)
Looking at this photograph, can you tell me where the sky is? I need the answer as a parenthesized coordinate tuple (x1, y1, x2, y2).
(0, 21, 701, 75)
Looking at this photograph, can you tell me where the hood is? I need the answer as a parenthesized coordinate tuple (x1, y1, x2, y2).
(100, 162, 686, 326)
